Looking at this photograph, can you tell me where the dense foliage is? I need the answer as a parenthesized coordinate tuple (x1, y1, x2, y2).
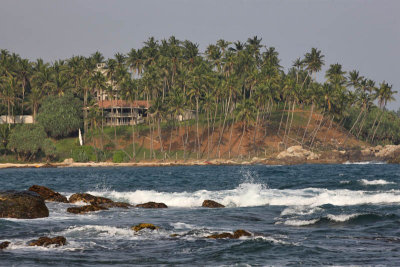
(36, 94, 82, 138)
(0, 36, 398, 160)
(7, 124, 51, 160)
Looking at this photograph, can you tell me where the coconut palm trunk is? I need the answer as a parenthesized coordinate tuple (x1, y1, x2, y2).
(237, 122, 246, 158)
(371, 108, 385, 142)
(277, 100, 287, 136)
(301, 102, 314, 145)
(216, 93, 231, 158)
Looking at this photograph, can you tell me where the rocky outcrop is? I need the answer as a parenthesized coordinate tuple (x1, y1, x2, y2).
(131, 223, 159, 232)
(354, 145, 400, 162)
(207, 229, 252, 239)
(136, 202, 168, 208)
(28, 236, 66, 247)
(0, 191, 49, 219)
(69, 193, 113, 205)
(374, 145, 400, 159)
(202, 200, 225, 208)
(28, 185, 68, 203)
(0, 241, 10, 249)
(67, 205, 108, 214)
(277, 146, 320, 162)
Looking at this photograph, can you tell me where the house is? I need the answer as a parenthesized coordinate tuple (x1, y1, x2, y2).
(98, 99, 150, 126)
(0, 115, 33, 124)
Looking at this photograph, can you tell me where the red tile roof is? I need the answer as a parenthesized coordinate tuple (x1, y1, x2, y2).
(98, 100, 150, 109)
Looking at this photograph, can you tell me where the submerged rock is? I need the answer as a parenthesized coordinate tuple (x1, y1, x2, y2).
(0, 190, 49, 219)
(28, 185, 68, 203)
(207, 229, 252, 239)
(69, 193, 113, 205)
(0, 241, 10, 249)
(100, 202, 132, 209)
(233, 229, 252, 238)
(136, 202, 168, 208)
(131, 223, 159, 232)
(66, 205, 108, 214)
(202, 200, 225, 208)
(207, 232, 234, 239)
(28, 236, 66, 247)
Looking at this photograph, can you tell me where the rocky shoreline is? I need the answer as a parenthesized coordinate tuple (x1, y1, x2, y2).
(0, 144, 399, 169)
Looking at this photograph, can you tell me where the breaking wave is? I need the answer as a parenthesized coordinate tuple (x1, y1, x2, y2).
(359, 179, 396, 185)
(87, 182, 400, 208)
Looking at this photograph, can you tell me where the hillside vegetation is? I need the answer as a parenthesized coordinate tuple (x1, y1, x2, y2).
(0, 36, 399, 162)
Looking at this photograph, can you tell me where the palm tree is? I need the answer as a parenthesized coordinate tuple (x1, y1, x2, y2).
(304, 48, 325, 81)
(371, 82, 397, 142)
(15, 58, 31, 116)
(235, 99, 256, 157)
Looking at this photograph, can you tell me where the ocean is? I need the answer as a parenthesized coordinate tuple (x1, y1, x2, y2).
(1, 163, 400, 266)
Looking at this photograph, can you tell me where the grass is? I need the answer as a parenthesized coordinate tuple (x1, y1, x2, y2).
(54, 137, 80, 161)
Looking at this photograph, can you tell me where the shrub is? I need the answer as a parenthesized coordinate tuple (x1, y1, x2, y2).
(72, 146, 95, 162)
(7, 124, 47, 161)
(0, 124, 10, 151)
(42, 139, 57, 160)
(37, 94, 83, 138)
(112, 151, 130, 163)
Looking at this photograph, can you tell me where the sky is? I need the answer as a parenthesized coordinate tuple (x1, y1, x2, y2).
(1, 0, 399, 110)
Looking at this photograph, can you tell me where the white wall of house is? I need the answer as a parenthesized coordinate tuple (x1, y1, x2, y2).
(0, 115, 34, 124)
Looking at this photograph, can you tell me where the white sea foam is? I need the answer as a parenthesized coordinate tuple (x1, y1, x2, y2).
(280, 206, 322, 216)
(340, 180, 350, 184)
(170, 222, 195, 230)
(87, 182, 400, 208)
(359, 179, 396, 185)
(281, 219, 319, 226)
(326, 213, 360, 222)
(343, 161, 386, 165)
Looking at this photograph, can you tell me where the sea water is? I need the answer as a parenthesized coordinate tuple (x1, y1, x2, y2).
(1, 164, 400, 266)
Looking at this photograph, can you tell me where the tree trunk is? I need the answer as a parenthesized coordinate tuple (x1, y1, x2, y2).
(228, 115, 236, 159)
(196, 96, 200, 159)
(371, 108, 385, 143)
(301, 102, 314, 145)
(283, 100, 292, 147)
(356, 110, 369, 139)
(158, 117, 163, 153)
(216, 93, 231, 158)
(84, 88, 88, 143)
(277, 100, 287, 136)
(310, 113, 325, 149)
(253, 109, 260, 149)
(131, 104, 135, 160)
(207, 109, 210, 159)
(287, 100, 296, 140)
(237, 122, 246, 158)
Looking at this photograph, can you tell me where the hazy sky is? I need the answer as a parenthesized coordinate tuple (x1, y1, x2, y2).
(1, 0, 399, 109)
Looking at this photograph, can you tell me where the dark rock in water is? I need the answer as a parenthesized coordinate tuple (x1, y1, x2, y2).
(207, 232, 234, 239)
(28, 185, 68, 203)
(69, 193, 113, 205)
(67, 205, 108, 214)
(233, 229, 252, 238)
(28, 236, 66, 247)
(0, 190, 49, 219)
(136, 202, 168, 208)
(131, 223, 159, 232)
(100, 202, 131, 209)
(207, 229, 252, 239)
(202, 200, 225, 208)
(0, 241, 10, 249)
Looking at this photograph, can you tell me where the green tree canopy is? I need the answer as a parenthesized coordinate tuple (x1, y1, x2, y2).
(37, 94, 83, 138)
(7, 124, 46, 160)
